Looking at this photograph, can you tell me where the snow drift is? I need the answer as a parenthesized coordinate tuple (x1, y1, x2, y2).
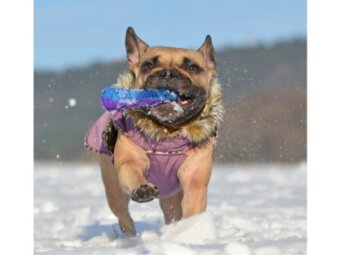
(34, 162, 306, 254)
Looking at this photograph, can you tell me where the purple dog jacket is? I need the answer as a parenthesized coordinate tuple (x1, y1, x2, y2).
(84, 111, 195, 198)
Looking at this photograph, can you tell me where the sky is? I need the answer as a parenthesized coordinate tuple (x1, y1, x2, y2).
(34, 0, 306, 71)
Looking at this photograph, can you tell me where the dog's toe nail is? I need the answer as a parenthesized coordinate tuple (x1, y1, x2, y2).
(154, 187, 160, 196)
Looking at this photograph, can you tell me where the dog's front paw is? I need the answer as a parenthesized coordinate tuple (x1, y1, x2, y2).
(131, 183, 160, 203)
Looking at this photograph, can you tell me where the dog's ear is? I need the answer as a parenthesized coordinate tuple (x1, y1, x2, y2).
(198, 35, 216, 69)
(125, 27, 149, 69)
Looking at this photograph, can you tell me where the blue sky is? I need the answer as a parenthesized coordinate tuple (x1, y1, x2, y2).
(34, 0, 306, 71)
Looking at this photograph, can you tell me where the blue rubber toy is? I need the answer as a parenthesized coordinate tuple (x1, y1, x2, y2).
(101, 85, 179, 111)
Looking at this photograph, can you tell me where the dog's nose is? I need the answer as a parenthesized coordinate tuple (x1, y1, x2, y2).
(159, 69, 179, 79)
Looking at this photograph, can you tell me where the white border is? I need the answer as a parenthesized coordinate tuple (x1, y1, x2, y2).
(309, 0, 340, 254)
(0, 0, 33, 253)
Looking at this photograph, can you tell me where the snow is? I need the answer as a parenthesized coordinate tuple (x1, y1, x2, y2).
(160, 211, 217, 244)
(224, 242, 251, 255)
(68, 98, 77, 107)
(35, 162, 306, 254)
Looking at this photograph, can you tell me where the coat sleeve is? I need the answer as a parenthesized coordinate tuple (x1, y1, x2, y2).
(84, 111, 120, 156)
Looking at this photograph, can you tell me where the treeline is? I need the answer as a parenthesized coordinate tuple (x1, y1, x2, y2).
(34, 38, 306, 163)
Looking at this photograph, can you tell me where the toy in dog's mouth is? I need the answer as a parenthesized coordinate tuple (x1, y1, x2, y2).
(141, 72, 208, 126)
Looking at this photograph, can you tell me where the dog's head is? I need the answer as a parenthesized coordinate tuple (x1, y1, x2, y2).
(125, 27, 216, 127)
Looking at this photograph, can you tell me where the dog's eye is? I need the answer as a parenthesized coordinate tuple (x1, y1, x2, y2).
(141, 62, 153, 73)
(188, 64, 201, 73)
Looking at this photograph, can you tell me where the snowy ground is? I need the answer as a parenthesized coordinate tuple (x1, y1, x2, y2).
(34, 162, 306, 255)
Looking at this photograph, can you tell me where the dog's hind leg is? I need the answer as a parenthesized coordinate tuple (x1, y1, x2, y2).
(159, 190, 183, 224)
(99, 154, 136, 236)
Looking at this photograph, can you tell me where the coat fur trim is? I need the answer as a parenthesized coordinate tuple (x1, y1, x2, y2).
(116, 72, 225, 144)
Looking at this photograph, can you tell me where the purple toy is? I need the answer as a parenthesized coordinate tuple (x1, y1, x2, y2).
(101, 85, 179, 111)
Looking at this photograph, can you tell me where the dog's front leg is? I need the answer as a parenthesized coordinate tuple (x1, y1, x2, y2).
(114, 133, 159, 202)
(178, 139, 214, 218)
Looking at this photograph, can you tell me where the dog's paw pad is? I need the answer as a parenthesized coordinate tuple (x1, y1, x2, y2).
(131, 183, 160, 203)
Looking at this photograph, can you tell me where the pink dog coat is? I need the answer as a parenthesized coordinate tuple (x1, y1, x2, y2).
(84, 111, 195, 198)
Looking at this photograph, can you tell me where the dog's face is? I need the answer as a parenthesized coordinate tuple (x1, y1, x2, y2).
(125, 27, 216, 127)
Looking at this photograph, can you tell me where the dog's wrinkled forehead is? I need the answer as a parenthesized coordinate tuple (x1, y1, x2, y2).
(141, 47, 206, 70)
(138, 48, 210, 85)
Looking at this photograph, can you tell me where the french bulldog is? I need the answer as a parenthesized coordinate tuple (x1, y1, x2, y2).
(84, 27, 224, 236)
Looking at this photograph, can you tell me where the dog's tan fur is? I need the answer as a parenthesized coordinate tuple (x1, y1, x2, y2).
(96, 28, 224, 236)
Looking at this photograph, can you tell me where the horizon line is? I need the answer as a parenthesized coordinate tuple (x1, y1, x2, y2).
(34, 36, 306, 73)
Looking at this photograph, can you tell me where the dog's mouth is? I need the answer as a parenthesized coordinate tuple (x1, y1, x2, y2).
(178, 93, 194, 106)
(140, 70, 207, 126)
